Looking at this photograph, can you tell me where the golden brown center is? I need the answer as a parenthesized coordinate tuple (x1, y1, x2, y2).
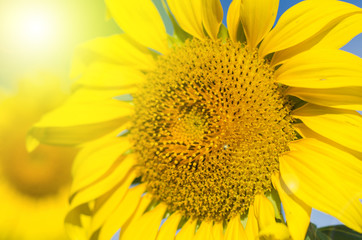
(131, 39, 295, 221)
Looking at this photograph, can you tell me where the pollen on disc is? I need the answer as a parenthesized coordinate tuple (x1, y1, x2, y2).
(131, 39, 295, 221)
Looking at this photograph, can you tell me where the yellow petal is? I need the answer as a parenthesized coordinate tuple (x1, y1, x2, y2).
(212, 221, 224, 240)
(201, 0, 223, 40)
(65, 204, 91, 240)
(156, 212, 182, 240)
(30, 88, 132, 146)
(166, 0, 205, 39)
(194, 221, 214, 240)
(67, 88, 125, 103)
(175, 219, 197, 240)
(253, 194, 275, 230)
(292, 104, 362, 151)
(259, 0, 361, 57)
(122, 203, 168, 240)
(280, 138, 362, 232)
(245, 205, 259, 240)
(224, 215, 247, 240)
(90, 183, 145, 236)
(30, 105, 130, 146)
(35, 90, 133, 127)
(118, 194, 153, 239)
(75, 62, 145, 89)
(71, 134, 131, 195)
(226, 0, 242, 42)
(288, 138, 362, 197)
(99, 184, 146, 240)
(287, 86, 362, 111)
(71, 34, 155, 79)
(276, 49, 362, 89)
(240, 0, 279, 49)
(70, 156, 136, 210)
(272, 173, 311, 240)
(30, 118, 126, 146)
(272, 13, 362, 66)
(293, 123, 362, 160)
(105, 0, 168, 54)
(65, 223, 88, 240)
(259, 223, 291, 240)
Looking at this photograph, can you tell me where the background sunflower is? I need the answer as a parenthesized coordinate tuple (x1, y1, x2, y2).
(0, 73, 77, 240)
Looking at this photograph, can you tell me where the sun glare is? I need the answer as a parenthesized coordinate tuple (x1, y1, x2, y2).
(1, 3, 61, 54)
(22, 15, 52, 44)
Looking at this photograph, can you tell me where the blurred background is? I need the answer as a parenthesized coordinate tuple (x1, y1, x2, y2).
(0, 0, 361, 238)
(0, 0, 121, 90)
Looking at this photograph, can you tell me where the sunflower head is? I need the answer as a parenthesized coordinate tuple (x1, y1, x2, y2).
(132, 38, 296, 221)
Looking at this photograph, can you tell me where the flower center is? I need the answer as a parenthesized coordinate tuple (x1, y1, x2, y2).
(131, 39, 295, 221)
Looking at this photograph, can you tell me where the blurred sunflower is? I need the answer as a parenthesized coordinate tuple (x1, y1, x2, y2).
(30, 0, 362, 240)
(0, 73, 77, 240)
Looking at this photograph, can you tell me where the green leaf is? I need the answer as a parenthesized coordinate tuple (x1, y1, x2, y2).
(217, 24, 229, 41)
(319, 225, 362, 240)
(305, 223, 331, 240)
(265, 189, 284, 222)
(235, 19, 246, 44)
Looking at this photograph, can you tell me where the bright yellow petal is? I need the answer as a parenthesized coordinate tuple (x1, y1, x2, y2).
(293, 123, 362, 160)
(166, 0, 205, 39)
(118, 194, 153, 239)
(224, 215, 247, 240)
(67, 88, 126, 103)
(239, 0, 279, 49)
(292, 104, 362, 151)
(193, 221, 214, 240)
(212, 221, 224, 240)
(99, 184, 146, 240)
(36, 91, 129, 128)
(30, 104, 131, 146)
(245, 204, 258, 240)
(275, 49, 362, 89)
(272, 173, 311, 240)
(287, 86, 362, 111)
(258, 223, 291, 240)
(121, 203, 168, 240)
(226, 0, 242, 42)
(71, 134, 131, 195)
(259, 0, 361, 57)
(90, 184, 145, 236)
(71, 34, 155, 79)
(70, 156, 137, 210)
(105, 0, 169, 54)
(156, 212, 182, 240)
(280, 138, 362, 232)
(175, 219, 197, 240)
(201, 0, 223, 40)
(271, 13, 362, 66)
(30, 88, 132, 146)
(65, 205, 91, 240)
(74, 62, 146, 89)
(253, 194, 275, 230)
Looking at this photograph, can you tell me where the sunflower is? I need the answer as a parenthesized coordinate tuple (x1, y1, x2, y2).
(30, 0, 362, 239)
(0, 73, 76, 240)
